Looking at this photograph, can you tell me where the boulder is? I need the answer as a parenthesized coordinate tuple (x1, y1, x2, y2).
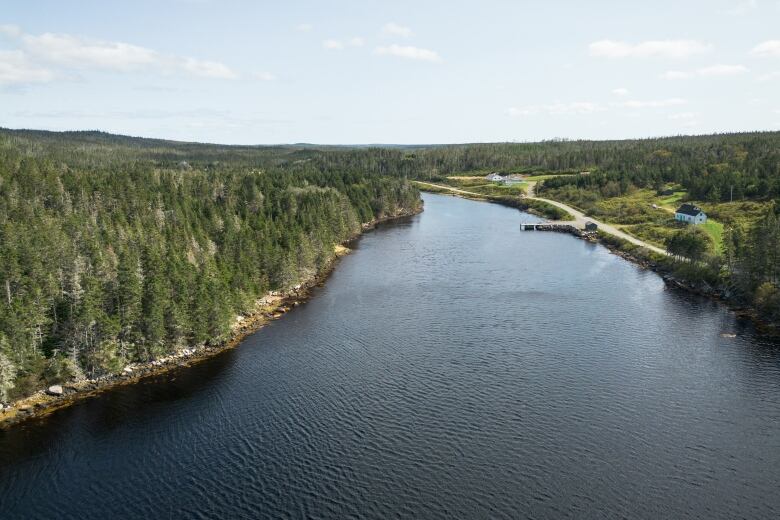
(46, 385, 64, 396)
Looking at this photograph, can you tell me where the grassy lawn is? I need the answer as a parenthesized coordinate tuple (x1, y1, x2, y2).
(415, 180, 571, 221)
(434, 177, 762, 256)
(539, 187, 730, 254)
(443, 176, 527, 196)
(445, 176, 494, 187)
(700, 220, 724, 252)
(523, 174, 577, 182)
(658, 190, 685, 209)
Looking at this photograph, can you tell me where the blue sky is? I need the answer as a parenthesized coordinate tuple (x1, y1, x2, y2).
(1, 0, 779, 144)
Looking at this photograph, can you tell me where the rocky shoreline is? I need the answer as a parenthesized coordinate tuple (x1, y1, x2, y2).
(594, 233, 779, 335)
(0, 205, 423, 430)
(424, 188, 778, 335)
(526, 219, 777, 334)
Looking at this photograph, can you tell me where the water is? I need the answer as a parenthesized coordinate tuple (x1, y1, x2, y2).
(1, 193, 779, 519)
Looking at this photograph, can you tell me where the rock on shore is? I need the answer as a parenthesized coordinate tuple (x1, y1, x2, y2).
(46, 385, 64, 396)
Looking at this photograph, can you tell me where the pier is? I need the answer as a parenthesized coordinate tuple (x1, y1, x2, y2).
(520, 221, 599, 239)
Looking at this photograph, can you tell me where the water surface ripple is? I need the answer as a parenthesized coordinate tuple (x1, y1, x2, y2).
(1, 193, 779, 519)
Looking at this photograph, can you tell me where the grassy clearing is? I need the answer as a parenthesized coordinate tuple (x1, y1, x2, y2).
(544, 187, 729, 254)
(524, 174, 577, 182)
(443, 176, 527, 197)
(699, 200, 774, 227)
(658, 190, 686, 209)
(590, 189, 670, 225)
(445, 176, 494, 188)
(621, 221, 678, 249)
(414, 182, 460, 195)
(416, 180, 571, 221)
(700, 220, 724, 252)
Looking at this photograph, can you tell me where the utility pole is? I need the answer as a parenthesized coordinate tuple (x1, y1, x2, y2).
(730, 185, 733, 203)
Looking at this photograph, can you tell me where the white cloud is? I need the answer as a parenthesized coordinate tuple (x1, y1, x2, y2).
(181, 57, 238, 79)
(0, 50, 54, 85)
(253, 71, 277, 81)
(668, 112, 696, 120)
(758, 71, 780, 81)
(323, 37, 364, 51)
(662, 64, 748, 79)
(698, 64, 748, 76)
(508, 101, 601, 117)
(0, 24, 22, 38)
(612, 87, 629, 96)
(382, 23, 412, 38)
(720, 0, 757, 15)
(323, 39, 345, 50)
(375, 44, 441, 62)
(22, 32, 159, 71)
(510, 98, 685, 118)
(661, 70, 692, 80)
(589, 39, 711, 59)
(296, 23, 313, 32)
(751, 40, 780, 57)
(617, 98, 687, 108)
(0, 27, 238, 81)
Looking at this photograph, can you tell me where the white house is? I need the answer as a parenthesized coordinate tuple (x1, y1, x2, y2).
(675, 203, 707, 225)
(485, 173, 504, 182)
(501, 174, 524, 186)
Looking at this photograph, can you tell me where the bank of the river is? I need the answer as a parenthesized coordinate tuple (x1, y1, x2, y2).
(4, 192, 779, 519)
(595, 229, 780, 335)
(413, 181, 572, 221)
(416, 184, 779, 335)
(0, 206, 423, 430)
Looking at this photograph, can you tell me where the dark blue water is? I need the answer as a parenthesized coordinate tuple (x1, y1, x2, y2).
(1, 193, 779, 519)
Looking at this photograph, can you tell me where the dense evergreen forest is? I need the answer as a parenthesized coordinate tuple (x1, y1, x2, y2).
(1, 128, 778, 402)
(0, 129, 421, 401)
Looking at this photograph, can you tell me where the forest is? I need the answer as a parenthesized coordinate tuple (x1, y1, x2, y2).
(0, 129, 421, 401)
(1, 128, 779, 403)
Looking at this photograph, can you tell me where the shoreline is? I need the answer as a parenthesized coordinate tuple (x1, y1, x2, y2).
(413, 182, 559, 221)
(0, 205, 423, 430)
(422, 189, 779, 335)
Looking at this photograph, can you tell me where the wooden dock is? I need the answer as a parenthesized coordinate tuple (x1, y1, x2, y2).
(520, 221, 598, 239)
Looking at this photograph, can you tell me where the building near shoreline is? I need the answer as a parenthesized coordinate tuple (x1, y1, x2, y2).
(675, 203, 707, 225)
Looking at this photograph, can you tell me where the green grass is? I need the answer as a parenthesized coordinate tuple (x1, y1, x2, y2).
(443, 177, 527, 196)
(700, 220, 724, 252)
(699, 200, 774, 227)
(524, 174, 577, 182)
(658, 190, 685, 209)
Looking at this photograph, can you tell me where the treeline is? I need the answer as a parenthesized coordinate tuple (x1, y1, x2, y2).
(312, 132, 780, 203)
(9, 129, 780, 204)
(0, 130, 420, 401)
(725, 207, 780, 323)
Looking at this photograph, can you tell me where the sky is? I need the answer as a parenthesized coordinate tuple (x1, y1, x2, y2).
(1, 0, 779, 144)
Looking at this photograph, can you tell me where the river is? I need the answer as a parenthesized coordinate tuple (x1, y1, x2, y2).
(1, 193, 779, 519)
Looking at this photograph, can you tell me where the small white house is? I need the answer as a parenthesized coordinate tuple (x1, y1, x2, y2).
(675, 203, 707, 225)
(485, 173, 504, 182)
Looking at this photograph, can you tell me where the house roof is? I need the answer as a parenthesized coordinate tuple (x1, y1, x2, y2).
(676, 203, 704, 217)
